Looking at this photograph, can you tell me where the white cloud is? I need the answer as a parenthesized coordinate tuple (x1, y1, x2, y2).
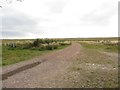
(45, 0, 66, 13)
(2, 8, 44, 39)
(1, 0, 119, 39)
(80, 2, 117, 26)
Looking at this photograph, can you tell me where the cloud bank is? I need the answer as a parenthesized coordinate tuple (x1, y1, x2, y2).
(2, 8, 43, 39)
(1, 0, 118, 39)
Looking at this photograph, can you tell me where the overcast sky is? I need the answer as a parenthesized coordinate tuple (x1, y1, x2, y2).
(1, 0, 119, 39)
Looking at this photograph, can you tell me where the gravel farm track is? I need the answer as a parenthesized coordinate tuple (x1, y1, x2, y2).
(2, 43, 118, 88)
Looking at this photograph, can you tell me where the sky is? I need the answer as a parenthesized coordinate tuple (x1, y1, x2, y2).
(0, 0, 119, 39)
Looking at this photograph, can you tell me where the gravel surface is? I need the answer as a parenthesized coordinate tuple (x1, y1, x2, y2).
(3, 43, 81, 88)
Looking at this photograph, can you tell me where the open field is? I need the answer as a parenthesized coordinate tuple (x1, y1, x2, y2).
(79, 41, 119, 53)
(2, 45, 69, 66)
(2, 39, 71, 66)
(2, 38, 119, 88)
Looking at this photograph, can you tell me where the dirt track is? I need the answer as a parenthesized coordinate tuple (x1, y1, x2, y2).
(3, 43, 81, 88)
(2, 43, 118, 88)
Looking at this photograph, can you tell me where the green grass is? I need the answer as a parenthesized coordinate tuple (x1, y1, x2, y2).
(0, 46, 2, 55)
(2, 45, 69, 66)
(0, 45, 2, 66)
(80, 42, 119, 53)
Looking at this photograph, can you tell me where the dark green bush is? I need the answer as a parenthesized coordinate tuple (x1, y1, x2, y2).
(33, 39, 40, 47)
(53, 45, 58, 49)
(46, 45, 53, 50)
(39, 46, 46, 51)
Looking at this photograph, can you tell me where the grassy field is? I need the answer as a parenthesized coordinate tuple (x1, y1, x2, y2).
(2, 45, 69, 66)
(2, 39, 71, 66)
(76, 37, 119, 53)
(2, 38, 119, 66)
(80, 42, 118, 53)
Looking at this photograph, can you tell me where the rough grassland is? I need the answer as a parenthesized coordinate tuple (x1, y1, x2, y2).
(80, 42, 118, 53)
(2, 45, 68, 66)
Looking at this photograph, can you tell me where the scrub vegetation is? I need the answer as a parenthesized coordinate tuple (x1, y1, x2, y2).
(2, 39, 71, 66)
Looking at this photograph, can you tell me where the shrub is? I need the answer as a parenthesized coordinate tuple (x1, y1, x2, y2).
(22, 43, 33, 49)
(46, 45, 53, 50)
(53, 45, 58, 49)
(44, 39, 50, 45)
(33, 39, 40, 47)
(59, 43, 66, 46)
(39, 46, 46, 51)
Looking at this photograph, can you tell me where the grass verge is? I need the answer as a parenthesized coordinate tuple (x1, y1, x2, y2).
(2, 45, 69, 66)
